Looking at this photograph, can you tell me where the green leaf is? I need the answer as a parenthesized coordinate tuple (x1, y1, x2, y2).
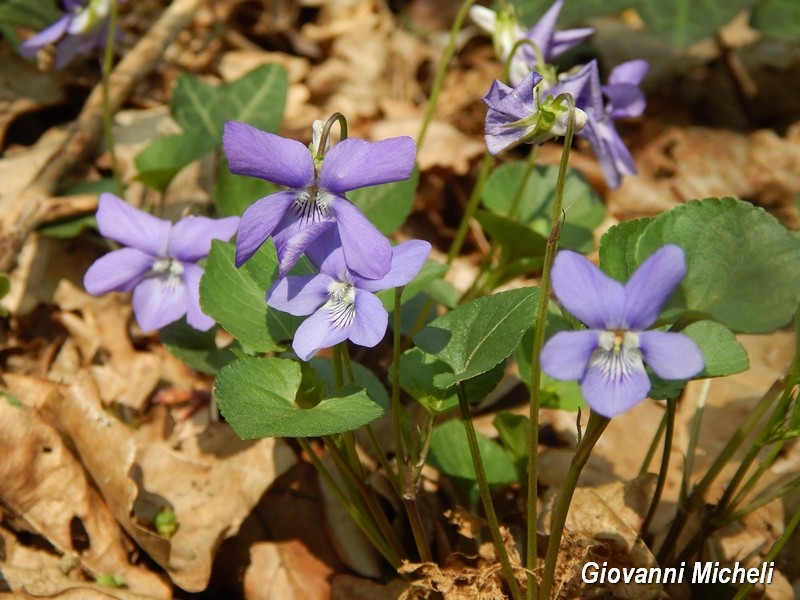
(682, 320, 749, 378)
(348, 165, 419, 235)
(309, 357, 390, 409)
(427, 419, 517, 486)
(493, 411, 529, 483)
(414, 288, 539, 388)
(214, 159, 277, 217)
(475, 210, 547, 263)
(38, 214, 96, 239)
(482, 163, 604, 253)
(600, 198, 800, 333)
(0, 0, 59, 28)
(172, 64, 288, 138)
(598, 218, 652, 281)
(509, 0, 631, 26)
(159, 320, 236, 375)
(216, 357, 384, 438)
(397, 347, 505, 414)
(750, 0, 800, 40)
(134, 132, 216, 192)
(634, 0, 755, 47)
(199, 240, 301, 353)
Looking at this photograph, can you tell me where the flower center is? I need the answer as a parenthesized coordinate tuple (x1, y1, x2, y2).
(293, 186, 334, 223)
(589, 329, 643, 383)
(150, 258, 184, 289)
(324, 280, 356, 330)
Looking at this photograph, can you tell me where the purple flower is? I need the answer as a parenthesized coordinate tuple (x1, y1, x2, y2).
(84, 193, 239, 332)
(223, 121, 416, 280)
(267, 231, 431, 361)
(470, 1, 593, 86)
(20, 0, 115, 69)
(540, 245, 703, 418)
(483, 70, 587, 155)
(546, 59, 648, 188)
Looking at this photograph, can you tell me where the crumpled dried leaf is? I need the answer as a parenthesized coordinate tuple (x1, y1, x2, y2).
(0, 564, 160, 600)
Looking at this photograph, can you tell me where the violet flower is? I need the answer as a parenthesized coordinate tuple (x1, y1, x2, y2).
(540, 245, 703, 418)
(470, 1, 593, 86)
(546, 59, 648, 188)
(223, 121, 416, 280)
(84, 193, 239, 332)
(267, 230, 431, 361)
(20, 0, 115, 69)
(483, 70, 587, 155)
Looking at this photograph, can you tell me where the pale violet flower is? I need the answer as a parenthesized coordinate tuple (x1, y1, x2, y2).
(267, 230, 430, 361)
(541, 245, 704, 418)
(20, 0, 115, 69)
(483, 70, 587, 155)
(470, 0, 593, 85)
(84, 193, 239, 332)
(223, 121, 416, 280)
(546, 59, 649, 188)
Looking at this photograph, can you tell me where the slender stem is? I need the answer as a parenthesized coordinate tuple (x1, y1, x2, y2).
(316, 112, 348, 160)
(539, 411, 610, 600)
(403, 494, 433, 563)
(638, 410, 667, 475)
(641, 398, 676, 539)
(417, 0, 477, 151)
(526, 96, 576, 600)
(332, 345, 345, 389)
(448, 151, 493, 265)
(457, 383, 522, 600)
(680, 378, 711, 504)
(731, 506, 800, 600)
(726, 442, 784, 515)
(391, 286, 407, 490)
(365, 424, 401, 494)
(297, 438, 400, 568)
(722, 476, 800, 525)
(101, 0, 122, 196)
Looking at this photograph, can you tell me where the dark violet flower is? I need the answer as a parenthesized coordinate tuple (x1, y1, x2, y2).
(540, 245, 704, 418)
(470, 1, 593, 85)
(483, 70, 587, 155)
(223, 121, 416, 280)
(267, 231, 431, 361)
(20, 0, 115, 69)
(546, 59, 648, 188)
(84, 193, 239, 332)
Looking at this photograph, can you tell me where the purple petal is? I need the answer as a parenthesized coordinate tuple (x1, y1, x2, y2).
(292, 308, 352, 361)
(273, 215, 335, 277)
(608, 60, 649, 87)
(305, 227, 348, 275)
(524, 0, 562, 58)
(131, 277, 187, 332)
(623, 245, 686, 330)
(547, 60, 602, 118)
(19, 16, 71, 57)
(267, 274, 333, 316)
(223, 121, 314, 189)
(84, 248, 153, 295)
(603, 62, 649, 120)
(580, 359, 651, 418)
(348, 290, 388, 348)
(330, 200, 391, 279)
(235, 191, 296, 267)
(549, 27, 594, 58)
(638, 331, 704, 380)
(483, 70, 544, 154)
(95, 193, 170, 257)
(540, 330, 600, 381)
(319, 137, 416, 195)
(169, 215, 239, 263)
(353, 240, 431, 292)
(551, 250, 626, 330)
(182, 263, 214, 331)
(582, 119, 636, 189)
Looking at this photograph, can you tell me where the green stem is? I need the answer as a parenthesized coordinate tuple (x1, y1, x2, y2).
(641, 398, 676, 539)
(679, 378, 711, 504)
(316, 112, 348, 160)
(526, 96, 576, 600)
(457, 383, 522, 600)
(726, 442, 784, 516)
(417, 0, 477, 151)
(101, 0, 122, 196)
(722, 475, 800, 526)
(539, 411, 610, 600)
(365, 424, 401, 494)
(638, 410, 667, 475)
(448, 151, 493, 265)
(391, 286, 407, 491)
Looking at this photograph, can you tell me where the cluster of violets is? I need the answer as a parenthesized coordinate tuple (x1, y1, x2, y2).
(20, 0, 115, 69)
(222, 119, 431, 360)
(473, 0, 648, 189)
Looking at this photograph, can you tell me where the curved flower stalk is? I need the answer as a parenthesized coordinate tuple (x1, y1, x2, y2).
(540, 245, 704, 418)
(483, 69, 587, 155)
(267, 230, 431, 361)
(84, 193, 239, 332)
(470, 0, 593, 85)
(223, 120, 416, 280)
(546, 59, 649, 188)
(20, 0, 116, 69)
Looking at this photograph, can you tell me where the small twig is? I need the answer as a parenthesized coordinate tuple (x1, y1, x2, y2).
(0, 0, 203, 273)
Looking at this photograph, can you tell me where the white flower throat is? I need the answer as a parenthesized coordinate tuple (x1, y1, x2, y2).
(151, 258, 184, 289)
(325, 280, 356, 330)
(589, 329, 644, 382)
(293, 186, 334, 223)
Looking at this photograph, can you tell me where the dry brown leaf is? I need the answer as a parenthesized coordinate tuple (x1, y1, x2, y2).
(0, 564, 161, 600)
(330, 573, 408, 600)
(243, 541, 331, 600)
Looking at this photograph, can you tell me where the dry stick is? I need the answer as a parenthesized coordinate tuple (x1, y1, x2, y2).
(0, 0, 203, 273)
